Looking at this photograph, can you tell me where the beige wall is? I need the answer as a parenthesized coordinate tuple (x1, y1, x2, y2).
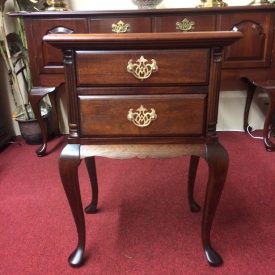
(1, 0, 270, 136)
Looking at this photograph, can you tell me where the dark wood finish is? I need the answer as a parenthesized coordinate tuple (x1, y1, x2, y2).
(202, 142, 229, 267)
(188, 155, 201, 212)
(45, 31, 241, 267)
(9, 5, 275, 155)
(220, 12, 273, 69)
(25, 18, 88, 77)
(89, 16, 152, 33)
(241, 77, 275, 151)
(78, 94, 206, 136)
(76, 49, 209, 85)
(154, 14, 216, 32)
(10, 6, 275, 87)
(59, 144, 85, 267)
(84, 157, 98, 214)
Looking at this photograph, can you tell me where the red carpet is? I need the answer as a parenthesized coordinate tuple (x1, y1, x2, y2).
(0, 132, 274, 274)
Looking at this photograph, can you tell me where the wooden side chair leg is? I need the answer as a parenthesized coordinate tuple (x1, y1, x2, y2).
(263, 91, 275, 151)
(241, 77, 257, 132)
(29, 87, 56, 157)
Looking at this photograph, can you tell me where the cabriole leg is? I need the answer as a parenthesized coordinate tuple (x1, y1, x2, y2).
(188, 155, 201, 212)
(202, 142, 229, 267)
(84, 157, 99, 214)
(59, 144, 85, 267)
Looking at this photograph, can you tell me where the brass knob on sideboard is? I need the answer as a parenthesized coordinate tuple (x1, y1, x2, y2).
(127, 105, 157, 128)
(176, 18, 195, 32)
(127, 56, 158, 81)
(112, 20, 130, 33)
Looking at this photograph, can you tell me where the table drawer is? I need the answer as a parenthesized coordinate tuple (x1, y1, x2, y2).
(79, 94, 206, 136)
(76, 49, 209, 86)
(154, 15, 216, 32)
(89, 17, 152, 33)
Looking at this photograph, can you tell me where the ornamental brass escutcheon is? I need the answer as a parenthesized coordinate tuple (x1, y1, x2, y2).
(176, 18, 195, 32)
(112, 20, 130, 33)
(127, 105, 157, 128)
(127, 56, 158, 80)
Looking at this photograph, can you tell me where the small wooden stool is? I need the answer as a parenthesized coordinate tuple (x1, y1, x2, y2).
(241, 77, 275, 152)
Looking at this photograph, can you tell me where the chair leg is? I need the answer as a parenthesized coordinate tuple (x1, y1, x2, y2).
(84, 157, 99, 214)
(29, 87, 56, 157)
(187, 155, 201, 212)
(241, 77, 256, 133)
(263, 91, 275, 151)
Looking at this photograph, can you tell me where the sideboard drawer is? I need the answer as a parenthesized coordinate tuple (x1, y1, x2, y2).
(76, 49, 209, 86)
(79, 94, 206, 136)
(154, 14, 216, 32)
(89, 17, 152, 33)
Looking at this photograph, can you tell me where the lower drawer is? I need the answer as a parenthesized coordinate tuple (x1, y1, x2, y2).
(78, 94, 206, 137)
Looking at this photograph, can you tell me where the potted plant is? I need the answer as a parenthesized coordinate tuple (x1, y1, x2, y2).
(0, 0, 52, 144)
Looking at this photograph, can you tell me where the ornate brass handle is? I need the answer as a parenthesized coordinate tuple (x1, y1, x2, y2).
(112, 20, 130, 33)
(127, 56, 158, 81)
(176, 18, 195, 32)
(127, 105, 157, 128)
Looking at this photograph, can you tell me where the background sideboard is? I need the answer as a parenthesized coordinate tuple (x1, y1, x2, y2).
(10, 5, 275, 136)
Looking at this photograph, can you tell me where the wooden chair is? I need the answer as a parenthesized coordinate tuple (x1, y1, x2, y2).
(241, 77, 275, 151)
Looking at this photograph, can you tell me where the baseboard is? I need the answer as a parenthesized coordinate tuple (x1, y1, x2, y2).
(217, 90, 267, 131)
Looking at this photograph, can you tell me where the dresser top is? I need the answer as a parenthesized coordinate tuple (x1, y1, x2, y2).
(43, 31, 243, 50)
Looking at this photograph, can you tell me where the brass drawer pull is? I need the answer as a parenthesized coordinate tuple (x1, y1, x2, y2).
(127, 105, 157, 128)
(127, 56, 158, 81)
(176, 18, 195, 32)
(112, 20, 130, 33)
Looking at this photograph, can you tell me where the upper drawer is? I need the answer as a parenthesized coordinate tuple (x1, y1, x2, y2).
(154, 14, 216, 32)
(76, 49, 210, 86)
(89, 17, 152, 33)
